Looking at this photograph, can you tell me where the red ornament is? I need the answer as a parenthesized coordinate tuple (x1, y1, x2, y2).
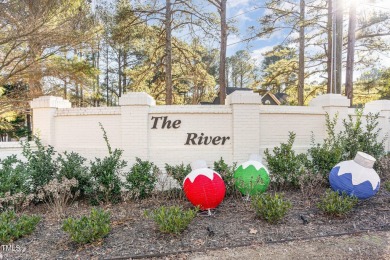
(183, 161, 226, 210)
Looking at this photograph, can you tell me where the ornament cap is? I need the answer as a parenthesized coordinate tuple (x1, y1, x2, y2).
(354, 151, 376, 168)
(249, 154, 262, 162)
(191, 160, 208, 170)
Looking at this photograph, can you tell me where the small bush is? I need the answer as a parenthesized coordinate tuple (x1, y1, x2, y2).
(165, 163, 191, 184)
(125, 158, 158, 200)
(0, 211, 41, 243)
(317, 189, 358, 217)
(376, 154, 390, 182)
(213, 158, 238, 197)
(145, 206, 197, 234)
(383, 181, 390, 192)
(22, 137, 58, 193)
(340, 111, 385, 161)
(57, 152, 91, 195)
(0, 192, 34, 212)
(251, 193, 291, 224)
(88, 124, 125, 204)
(37, 178, 79, 219)
(298, 169, 326, 200)
(0, 155, 30, 197)
(264, 132, 309, 188)
(62, 208, 111, 244)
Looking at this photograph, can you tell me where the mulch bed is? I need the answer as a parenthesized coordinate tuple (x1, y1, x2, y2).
(2, 187, 390, 260)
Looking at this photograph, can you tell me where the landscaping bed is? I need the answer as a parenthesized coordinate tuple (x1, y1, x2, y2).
(2, 187, 389, 260)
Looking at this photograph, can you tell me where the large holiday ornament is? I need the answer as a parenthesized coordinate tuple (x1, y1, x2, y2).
(329, 152, 380, 200)
(183, 160, 226, 210)
(234, 154, 270, 196)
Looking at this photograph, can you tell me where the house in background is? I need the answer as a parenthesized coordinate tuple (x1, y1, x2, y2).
(255, 90, 289, 105)
(201, 87, 289, 105)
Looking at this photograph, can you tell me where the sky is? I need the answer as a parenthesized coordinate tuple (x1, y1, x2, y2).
(224, 0, 390, 81)
(92, 0, 390, 81)
(227, 0, 390, 66)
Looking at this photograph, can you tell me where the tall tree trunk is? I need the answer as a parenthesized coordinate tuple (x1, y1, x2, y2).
(118, 48, 122, 97)
(123, 51, 127, 94)
(298, 0, 305, 106)
(327, 0, 333, 93)
(64, 79, 67, 99)
(106, 45, 109, 106)
(219, 0, 227, 104)
(92, 52, 97, 106)
(345, 0, 356, 107)
(335, 0, 343, 94)
(80, 86, 84, 107)
(165, 0, 173, 105)
(96, 42, 100, 106)
(75, 84, 79, 106)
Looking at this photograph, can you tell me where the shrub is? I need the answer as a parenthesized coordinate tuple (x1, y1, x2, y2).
(251, 193, 291, 224)
(340, 111, 385, 161)
(57, 152, 91, 195)
(88, 124, 125, 204)
(297, 169, 326, 200)
(0, 192, 35, 212)
(317, 189, 358, 217)
(145, 206, 197, 234)
(384, 181, 390, 192)
(0, 211, 41, 243)
(0, 155, 29, 197)
(36, 178, 79, 219)
(264, 132, 309, 188)
(213, 158, 238, 197)
(62, 208, 111, 244)
(22, 137, 58, 193)
(307, 114, 343, 179)
(126, 158, 158, 200)
(165, 163, 191, 184)
(376, 154, 390, 182)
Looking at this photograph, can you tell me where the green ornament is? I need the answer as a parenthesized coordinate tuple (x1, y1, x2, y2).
(234, 154, 270, 196)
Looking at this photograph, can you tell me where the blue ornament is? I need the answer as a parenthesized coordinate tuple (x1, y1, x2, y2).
(329, 152, 380, 200)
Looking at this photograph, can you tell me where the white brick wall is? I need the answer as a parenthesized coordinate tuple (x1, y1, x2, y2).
(1, 92, 386, 170)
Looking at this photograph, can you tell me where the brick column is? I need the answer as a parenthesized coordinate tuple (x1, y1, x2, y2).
(309, 94, 350, 134)
(226, 91, 262, 163)
(119, 92, 155, 164)
(30, 96, 71, 146)
(364, 100, 390, 152)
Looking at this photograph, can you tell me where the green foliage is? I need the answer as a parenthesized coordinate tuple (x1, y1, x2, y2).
(317, 190, 358, 217)
(307, 114, 343, 178)
(62, 208, 111, 244)
(264, 132, 309, 188)
(57, 152, 91, 195)
(89, 149, 125, 204)
(164, 163, 191, 184)
(251, 193, 291, 224)
(22, 137, 58, 193)
(0, 155, 29, 197)
(0, 110, 30, 140)
(126, 158, 158, 200)
(0, 211, 40, 243)
(308, 112, 386, 180)
(340, 111, 385, 160)
(213, 158, 238, 197)
(376, 154, 390, 182)
(88, 124, 125, 204)
(384, 181, 390, 192)
(145, 206, 197, 234)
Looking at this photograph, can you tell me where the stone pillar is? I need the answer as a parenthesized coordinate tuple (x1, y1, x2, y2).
(119, 92, 155, 164)
(226, 91, 262, 163)
(364, 100, 390, 152)
(30, 96, 71, 145)
(309, 94, 350, 134)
